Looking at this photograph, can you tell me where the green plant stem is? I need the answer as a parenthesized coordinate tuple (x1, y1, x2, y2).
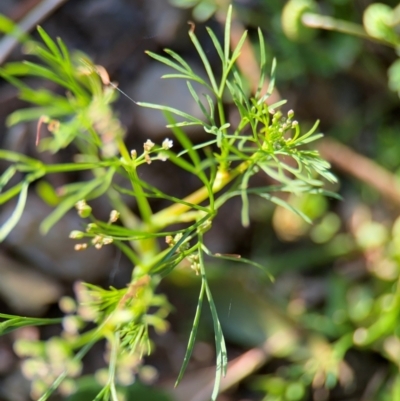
(301, 13, 367, 38)
(68, 327, 104, 350)
(0, 149, 41, 165)
(125, 167, 159, 262)
(37, 341, 95, 401)
(44, 162, 114, 172)
(216, 99, 231, 172)
(115, 135, 131, 167)
(106, 332, 119, 401)
(149, 157, 252, 230)
(301, 12, 392, 46)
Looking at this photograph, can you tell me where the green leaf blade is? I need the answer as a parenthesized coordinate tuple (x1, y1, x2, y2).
(0, 180, 29, 242)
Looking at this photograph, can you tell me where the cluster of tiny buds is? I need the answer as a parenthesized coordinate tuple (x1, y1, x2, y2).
(166, 233, 183, 247)
(187, 254, 200, 275)
(92, 235, 113, 249)
(131, 138, 173, 164)
(74, 243, 88, 251)
(273, 109, 298, 135)
(70, 210, 118, 251)
(69, 230, 88, 251)
(286, 109, 298, 127)
(166, 232, 189, 252)
(166, 234, 199, 273)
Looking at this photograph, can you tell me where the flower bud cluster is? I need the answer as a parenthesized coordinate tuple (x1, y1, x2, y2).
(187, 253, 200, 275)
(70, 206, 120, 251)
(131, 138, 173, 165)
(165, 232, 190, 252)
(14, 336, 81, 400)
(92, 234, 113, 249)
(261, 106, 300, 151)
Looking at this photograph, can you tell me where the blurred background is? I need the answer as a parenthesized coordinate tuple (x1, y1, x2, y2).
(1, 0, 400, 400)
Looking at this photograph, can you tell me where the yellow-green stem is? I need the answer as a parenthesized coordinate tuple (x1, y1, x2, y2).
(149, 157, 252, 230)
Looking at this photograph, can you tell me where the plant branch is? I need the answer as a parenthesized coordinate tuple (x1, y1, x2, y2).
(149, 158, 252, 230)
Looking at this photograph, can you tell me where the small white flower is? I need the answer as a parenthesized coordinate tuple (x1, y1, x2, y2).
(162, 138, 173, 150)
(144, 139, 155, 152)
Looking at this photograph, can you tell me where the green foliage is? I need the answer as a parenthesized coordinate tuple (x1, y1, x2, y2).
(281, 0, 318, 43)
(0, 6, 336, 401)
(170, 1, 400, 400)
(66, 377, 174, 401)
(363, 3, 400, 45)
(246, 2, 400, 401)
(169, 0, 217, 21)
(283, 1, 400, 97)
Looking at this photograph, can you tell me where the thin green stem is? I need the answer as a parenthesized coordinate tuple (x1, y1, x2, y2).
(37, 341, 95, 401)
(44, 161, 114, 173)
(124, 166, 159, 262)
(149, 156, 253, 230)
(302, 13, 367, 38)
(107, 333, 120, 401)
(302, 12, 394, 47)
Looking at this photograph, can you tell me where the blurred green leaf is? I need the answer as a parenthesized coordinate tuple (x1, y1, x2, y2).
(0, 180, 29, 242)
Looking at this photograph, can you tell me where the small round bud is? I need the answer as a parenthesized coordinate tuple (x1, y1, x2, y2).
(109, 210, 120, 223)
(62, 315, 81, 335)
(74, 243, 88, 251)
(162, 138, 173, 150)
(69, 230, 84, 239)
(59, 296, 77, 314)
(273, 111, 282, 122)
(75, 200, 92, 218)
